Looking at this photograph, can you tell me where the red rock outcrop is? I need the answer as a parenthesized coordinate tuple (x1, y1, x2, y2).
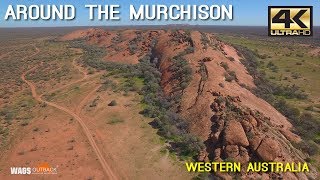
(256, 137, 280, 161)
(60, 28, 317, 179)
(223, 120, 249, 147)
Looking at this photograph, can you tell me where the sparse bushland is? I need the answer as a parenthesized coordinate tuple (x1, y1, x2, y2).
(200, 32, 210, 50)
(220, 62, 238, 83)
(169, 29, 194, 47)
(234, 45, 320, 156)
(291, 72, 301, 79)
(0, 45, 39, 98)
(69, 37, 204, 159)
(0, 39, 78, 152)
(111, 32, 123, 44)
(235, 46, 308, 100)
(0, 90, 37, 149)
(138, 53, 204, 158)
(169, 55, 193, 100)
(25, 41, 78, 87)
(128, 44, 138, 55)
(266, 61, 278, 73)
(128, 31, 144, 55)
(0, 96, 36, 122)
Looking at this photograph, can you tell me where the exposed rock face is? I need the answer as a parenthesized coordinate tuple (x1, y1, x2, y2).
(238, 146, 250, 163)
(206, 94, 316, 179)
(223, 120, 249, 147)
(223, 145, 250, 163)
(256, 137, 280, 161)
(249, 135, 263, 151)
(240, 120, 253, 133)
(61, 29, 317, 179)
(224, 145, 239, 158)
(197, 150, 209, 162)
(213, 148, 222, 161)
(280, 129, 301, 143)
(248, 115, 258, 128)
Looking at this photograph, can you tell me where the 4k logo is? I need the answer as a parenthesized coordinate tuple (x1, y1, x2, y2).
(268, 6, 313, 36)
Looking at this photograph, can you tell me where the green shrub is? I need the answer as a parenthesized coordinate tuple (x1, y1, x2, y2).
(227, 56, 235, 61)
(220, 62, 229, 70)
(107, 117, 124, 124)
(224, 73, 234, 82)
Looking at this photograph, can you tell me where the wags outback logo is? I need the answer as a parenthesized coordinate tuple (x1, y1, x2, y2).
(10, 162, 58, 175)
(268, 6, 313, 36)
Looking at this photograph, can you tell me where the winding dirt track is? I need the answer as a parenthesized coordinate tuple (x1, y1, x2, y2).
(21, 46, 118, 180)
(75, 85, 101, 115)
(41, 55, 104, 98)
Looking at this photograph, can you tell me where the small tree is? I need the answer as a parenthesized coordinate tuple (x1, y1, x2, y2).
(220, 62, 229, 70)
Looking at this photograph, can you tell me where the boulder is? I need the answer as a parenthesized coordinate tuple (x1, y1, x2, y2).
(237, 146, 250, 163)
(249, 135, 263, 151)
(210, 132, 220, 144)
(283, 172, 299, 180)
(216, 172, 232, 180)
(211, 117, 224, 132)
(216, 119, 225, 132)
(256, 137, 280, 161)
(211, 102, 219, 112)
(223, 120, 249, 147)
(280, 129, 301, 143)
(197, 150, 209, 162)
(261, 173, 271, 180)
(213, 148, 222, 160)
(241, 120, 253, 133)
(248, 115, 258, 128)
(224, 145, 239, 158)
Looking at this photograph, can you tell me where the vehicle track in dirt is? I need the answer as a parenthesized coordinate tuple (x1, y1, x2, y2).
(40, 53, 87, 97)
(41, 54, 104, 98)
(75, 85, 129, 180)
(21, 46, 118, 180)
(75, 85, 101, 115)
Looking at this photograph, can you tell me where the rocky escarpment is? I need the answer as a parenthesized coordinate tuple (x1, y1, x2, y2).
(61, 28, 162, 64)
(61, 28, 318, 179)
(153, 30, 317, 179)
(197, 92, 316, 179)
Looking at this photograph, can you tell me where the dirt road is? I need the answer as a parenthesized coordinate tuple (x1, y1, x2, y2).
(41, 54, 103, 98)
(21, 47, 118, 180)
(40, 53, 87, 97)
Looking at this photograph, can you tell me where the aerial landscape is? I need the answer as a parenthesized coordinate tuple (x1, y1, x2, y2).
(0, 26, 318, 179)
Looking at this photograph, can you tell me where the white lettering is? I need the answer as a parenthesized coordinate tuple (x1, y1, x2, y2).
(4, 5, 76, 20)
(129, 5, 233, 21)
(4, 5, 16, 20)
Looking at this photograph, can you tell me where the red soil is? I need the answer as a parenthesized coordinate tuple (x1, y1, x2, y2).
(15, 47, 118, 179)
